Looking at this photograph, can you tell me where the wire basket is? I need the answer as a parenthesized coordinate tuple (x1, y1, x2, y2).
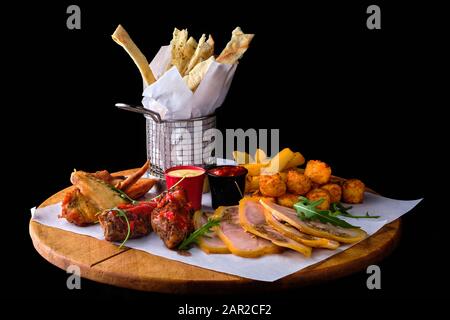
(115, 103, 216, 178)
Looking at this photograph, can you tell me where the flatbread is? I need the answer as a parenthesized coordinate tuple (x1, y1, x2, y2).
(183, 56, 215, 91)
(185, 34, 214, 75)
(216, 27, 254, 64)
(112, 25, 156, 85)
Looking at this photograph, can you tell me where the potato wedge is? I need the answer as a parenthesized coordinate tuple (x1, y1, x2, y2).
(263, 148, 295, 174)
(285, 152, 306, 168)
(254, 148, 267, 163)
(232, 150, 254, 164)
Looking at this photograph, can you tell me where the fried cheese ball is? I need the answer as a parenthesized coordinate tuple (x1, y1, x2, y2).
(306, 188, 331, 210)
(320, 183, 342, 203)
(342, 179, 365, 204)
(304, 160, 332, 185)
(286, 170, 312, 195)
(277, 192, 300, 208)
(259, 173, 287, 197)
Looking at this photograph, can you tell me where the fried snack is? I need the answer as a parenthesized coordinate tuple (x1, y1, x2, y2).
(263, 148, 295, 174)
(304, 160, 332, 184)
(216, 27, 254, 64)
(243, 192, 275, 203)
(286, 170, 312, 195)
(285, 152, 306, 168)
(259, 173, 286, 197)
(115, 160, 150, 190)
(306, 188, 331, 210)
(321, 183, 342, 203)
(245, 175, 260, 193)
(185, 34, 214, 75)
(277, 192, 300, 208)
(183, 56, 215, 91)
(112, 25, 156, 86)
(342, 179, 365, 204)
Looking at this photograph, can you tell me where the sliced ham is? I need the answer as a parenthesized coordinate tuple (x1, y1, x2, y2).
(213, 206, 281, 258)
(260, 199, 367, 244)
(263, 209, 340, 250)
(239, 199, 312, 257)
(193, 211, 230, 254)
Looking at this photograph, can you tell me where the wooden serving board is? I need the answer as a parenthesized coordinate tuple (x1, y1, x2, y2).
(29, 168, 401, 294)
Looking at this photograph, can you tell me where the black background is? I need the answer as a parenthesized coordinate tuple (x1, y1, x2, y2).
(5, 0, 445, 307)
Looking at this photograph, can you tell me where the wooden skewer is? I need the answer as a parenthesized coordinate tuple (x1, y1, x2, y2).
(112, 24, 156, 86)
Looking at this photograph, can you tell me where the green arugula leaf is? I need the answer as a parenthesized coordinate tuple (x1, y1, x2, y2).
(178, 217, 221, 250)
(330, 202, 380, 219)
(294, 197, 359, 229)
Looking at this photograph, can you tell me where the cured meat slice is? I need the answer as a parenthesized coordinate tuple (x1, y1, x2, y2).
(239, 199, 312, 257)
(260, 200, 367, 244)
(213, 206, 280, 258)
(263, 209, 340, 250)
(193, 211, 230, 254)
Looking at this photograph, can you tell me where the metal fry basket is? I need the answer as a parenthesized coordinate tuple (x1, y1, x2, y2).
(115, 103, 216, 178)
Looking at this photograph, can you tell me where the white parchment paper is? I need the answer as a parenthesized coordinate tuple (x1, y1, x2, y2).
(142, 46, 237, 120)
(31, 189, 422, 282)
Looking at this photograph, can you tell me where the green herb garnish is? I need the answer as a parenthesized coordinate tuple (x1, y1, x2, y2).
(294, 197, 380, 229)
(178, 217, 221, 250)
(294, 197, 359, 228)
(111, 207, 131, 249)
(330, 202, 380, 219)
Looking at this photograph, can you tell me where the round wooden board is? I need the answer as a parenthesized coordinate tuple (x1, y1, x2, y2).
(30, 168, 401, 294)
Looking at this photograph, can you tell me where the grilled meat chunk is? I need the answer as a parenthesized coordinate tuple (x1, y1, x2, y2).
(98, 202, 156, 242)
(151, 187, 194, 249)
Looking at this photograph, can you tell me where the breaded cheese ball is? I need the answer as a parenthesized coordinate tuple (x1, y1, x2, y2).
(304, 160, 332, 184)
(320, 183, 342, 203)
(286, 170, 312, 195)
(342, 179, 365, 204)
(259, 173, 287, 197)
(306, 188, 331, 210)
(277, 192, 300, 208)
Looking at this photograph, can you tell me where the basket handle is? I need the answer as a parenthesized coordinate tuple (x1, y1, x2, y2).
(115, 103, 162, 123)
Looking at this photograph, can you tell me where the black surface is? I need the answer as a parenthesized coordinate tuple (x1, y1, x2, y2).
(5, 0, 444, 307)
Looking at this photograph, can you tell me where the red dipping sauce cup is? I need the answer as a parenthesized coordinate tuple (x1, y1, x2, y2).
(165, 165, 206, 210)
(207, 165, 248, 209)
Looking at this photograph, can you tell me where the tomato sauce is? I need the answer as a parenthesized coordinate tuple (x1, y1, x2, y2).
(208, 166, 247, 177)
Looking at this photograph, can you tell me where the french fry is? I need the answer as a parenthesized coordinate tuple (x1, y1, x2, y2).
(263, 148, 295, 174)
(242, 163, 268, 176)
(254, 148, 267, 163)
(232, 151, 254, 164)
(285, 152, 306, 168)
(112, 25, 156, 86)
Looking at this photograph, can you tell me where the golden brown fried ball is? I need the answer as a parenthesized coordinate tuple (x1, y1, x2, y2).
(320, 183, 342, 203)
(342, 179, 365, 204)
(306, 188, 331, 210)
(286, 170, 312, 195)
(277, 192, 300, 208)
(304, 160, 332, 185)
(259, 173, 287, 197)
